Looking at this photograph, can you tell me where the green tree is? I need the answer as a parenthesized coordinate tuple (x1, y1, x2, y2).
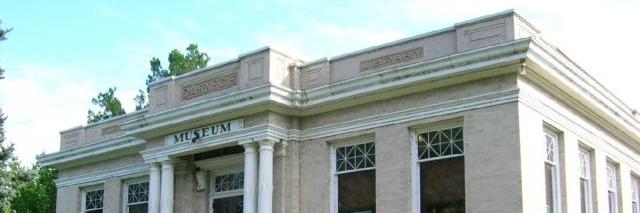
(0, 20, 11, 79)
(134, 89, 148, 110)
(145, 43, 210, 85)
(87, 87, 126, 123)
(0, 110, 17, 212)
(0, 19, 16, 212)
(9, 164, 57, 213)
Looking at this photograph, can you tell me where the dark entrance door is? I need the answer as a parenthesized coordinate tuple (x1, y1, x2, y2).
(212, 195, 243, 213)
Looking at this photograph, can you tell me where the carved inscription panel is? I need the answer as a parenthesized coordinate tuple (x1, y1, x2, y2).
(101, 125, 121, 136)
(181, 72, 238, 100)
(465, 22, 505, 41)
(360, 47, 424, 71)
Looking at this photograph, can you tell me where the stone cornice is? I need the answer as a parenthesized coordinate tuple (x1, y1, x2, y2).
(37, 39, 536, 168)
(141, 124, 286, 163)
(55, 163, 148, 188)
(524, 39, 640, 143)
(139, 89, 520, 162)
(39, 36, 640, 168)
(121, 39, 532, 137)
(518, 90, 640, 172)
(37, 136, 144, 169)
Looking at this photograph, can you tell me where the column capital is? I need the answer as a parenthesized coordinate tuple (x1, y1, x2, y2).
(258, 139, 276, 149)
(241, 141, 259, 150)
(149, 163, 161, 172)
(160, 159, 175, 168)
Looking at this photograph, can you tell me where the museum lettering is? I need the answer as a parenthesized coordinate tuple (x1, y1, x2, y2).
(170, 119, 243, 144)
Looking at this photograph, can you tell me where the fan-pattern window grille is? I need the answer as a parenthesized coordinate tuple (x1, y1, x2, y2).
(335, 141, 375, 173)
(607, 164, 617, 190)
(215, 172, 244, 192)
(579, 150, 590, 179)
(545, 134, 557, 164)
(417, 127, 463, 161)
(127, 182, 149, 204)
(84, 189, 104, 212)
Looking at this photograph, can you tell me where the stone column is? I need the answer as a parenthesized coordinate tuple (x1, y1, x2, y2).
(243, 143, 259, 213)
(161, 160, 174, 213)
(149, 163, 161, 213)
(258, 140, 275, 213)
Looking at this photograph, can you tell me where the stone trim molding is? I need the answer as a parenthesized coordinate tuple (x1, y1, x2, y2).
(120, 39, 532, 135)
(38, 136, 144, 168)
(52, 90, 638, 189)
(55, 164, 149, 188)
(141, 125, 284, 163)
(519, 90, 640, 172)
(40, 37, 640, 169)
(527, 40, 639, 130)
(140, 89, 519, 162)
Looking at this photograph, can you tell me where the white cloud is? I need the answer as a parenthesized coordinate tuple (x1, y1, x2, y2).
(0, 61, 99, 165)
(255, 21, 406, 61)
(259, 34, 312, 60)
(310, 21, 405, 50)
(202, 47, 240, 61)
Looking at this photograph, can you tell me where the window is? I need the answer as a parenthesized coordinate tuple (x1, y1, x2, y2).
(124, 179, 149, 213)
(416, 126, 464, 213)
(210, 169, 244, 213)
(82, 186, 104, 213)
(632, 176, 639, 213)
(544, 130, 561, 213)
(214, 172, 244, 193)
(332, 140, 376, 213)
(578, 147, 593, 213)
(606, 161, 619, 213)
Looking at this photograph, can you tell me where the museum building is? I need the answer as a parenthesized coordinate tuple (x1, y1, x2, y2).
(38, 10, 640, 213)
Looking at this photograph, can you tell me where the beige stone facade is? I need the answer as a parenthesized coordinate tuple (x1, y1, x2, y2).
(39, 10, 640, 213)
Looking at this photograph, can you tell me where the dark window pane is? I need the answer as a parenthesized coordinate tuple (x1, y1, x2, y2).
(338, 170, 375, 213)
(420, 157, 465, 213)
(545, 164, 555, 213)
(580, 179, 592, 213)
(213, 195, 243, 213)
(86, 210, 103, 213)
(128, 203, 148, 213)
(608, 192, 616, 213)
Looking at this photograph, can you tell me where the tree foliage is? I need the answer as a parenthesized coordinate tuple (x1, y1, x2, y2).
(0, 110, 12, 169)
(0, 21, 9, 41)
(0, 20, 10, 79)
(87, 87, 126, 123)
(134, 89, 148, 110)
(9, 165, 57, 213)
(0, 19, 16, 212)
(0, 110, 18, 212)
(145, 43, 210, 85)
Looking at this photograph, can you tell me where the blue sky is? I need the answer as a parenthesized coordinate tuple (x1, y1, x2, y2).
(1, 0, 639, 165)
